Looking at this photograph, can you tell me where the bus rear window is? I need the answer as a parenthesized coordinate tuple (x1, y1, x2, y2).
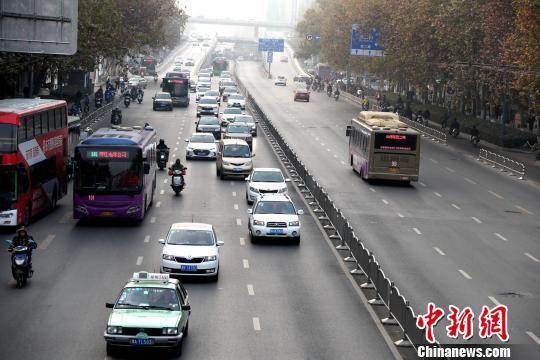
(0, 124, 17, 153)
(374, 133, 417, 151)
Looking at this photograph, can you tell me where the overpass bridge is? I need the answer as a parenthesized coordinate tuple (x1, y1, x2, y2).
(188, 17, 296, 38)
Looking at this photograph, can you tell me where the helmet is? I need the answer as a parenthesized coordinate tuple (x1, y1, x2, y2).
(16, 227, 27, 236)
(159, 139, 165, 145)
(175, 159, 181, 164)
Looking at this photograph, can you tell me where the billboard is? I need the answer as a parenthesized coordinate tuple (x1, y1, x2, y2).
(0, 0, 78, 55)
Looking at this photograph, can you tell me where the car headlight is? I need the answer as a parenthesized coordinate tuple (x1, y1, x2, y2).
(278, 187, 287, 193)
(107, 326, 123, 334)
(289, 221, 300, 226)
(203, 255, 217, 262)
(186, 146, 193, 151)
(162, 327, 178, 335)
(245, 159, 252, 165)
(162, 254, 176, 261)
(253, 219, 264, 226)
(249, 186, 259, 193)
(223, 161, 231, 165)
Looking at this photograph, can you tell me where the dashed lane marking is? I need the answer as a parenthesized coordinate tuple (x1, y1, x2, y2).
(494, 233, 508, 241)
(382, 199, 389, 205)
(163, 179, 168, 183)
(464, 177, 477, 185)
(156, 201, 161, 208)
(176, 142, 179, 145)
(433, 192, 442, 198)
(59, 211, 71, 224)
(239, 237, 245, 246)
(340, 160, 346, 165)
(38, 234, 55, 251)
(252, 317, 261, 331)
(236, 218, 242, 226)
(524, 253, 540, 263)
(445, 167, 456, 173)
(526, 331, 540, 347)
(174, 147, 178, 151)
(243, 259, 249, 269)
(369, 187, 376, 193)
(451, 204, 461, 210)
(160, 190, 165, 195)
(247, 284, 255, 296)
(458, 269, 472, 279)
(136, 256, 144, 266)
(433, 247, 445, 256)
(429, 158, 439, 164)
(472, 216, 482, 224)
(413, 227, 422, 235)
(333, 154, 338, 158)
(488, 296, 501, 306)
(232, 191, 237, 197)
(488, 190, 504, 199)
(144, 235, 150, 243)
(515, 205, 534, 215)
(397, 213, 404, 218)
(150, 217, 156, 223)
(234, 204, 239, 210)
(326, 148, 331, 152)
(418, 181, 426, 187)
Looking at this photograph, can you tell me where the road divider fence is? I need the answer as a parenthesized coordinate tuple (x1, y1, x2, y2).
(478, 148, 526, 180)
(234, 66, 436, 352)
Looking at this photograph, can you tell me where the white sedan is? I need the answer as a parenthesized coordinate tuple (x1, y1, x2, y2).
(128, 76, 147, 88)
(160, 223, 224, 281)
(226, 94, 246, 110)
(220, 107, 243, 127)
(246, 168, 290, 204)
(185, 133, 218, 160)
(274, 76, 287, 86)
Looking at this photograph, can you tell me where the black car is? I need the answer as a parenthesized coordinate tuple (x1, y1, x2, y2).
(196, 116, 221, 139)
(153, 92, 173, 111)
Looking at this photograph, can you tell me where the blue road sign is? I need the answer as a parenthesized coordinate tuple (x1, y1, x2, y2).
(258, 38, 284, 52)
(267, 51, 273, 63)
(350, 24, 385, 57)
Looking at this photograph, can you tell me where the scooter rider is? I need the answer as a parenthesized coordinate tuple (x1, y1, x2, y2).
(470, 125, 479, 141)
(170, 158, 185, 173)
(326, 83, 333, 96)
(449, 118, 460, 135)
(130, 85, 138, 100)
(157, 139, 169, 152)
(111, 107, 122, 125)
(10, 227, 36, 269)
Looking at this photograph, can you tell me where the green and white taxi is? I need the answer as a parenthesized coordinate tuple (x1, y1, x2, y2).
(104, 272, 191, 356)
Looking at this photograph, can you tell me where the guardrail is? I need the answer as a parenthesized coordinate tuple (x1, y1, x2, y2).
(478, 148, 526, 180)
(80, 97, 121, 130)
(233, 65, 438, 352)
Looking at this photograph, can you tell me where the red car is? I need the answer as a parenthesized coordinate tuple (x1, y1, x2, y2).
(294, 88, 310, 102)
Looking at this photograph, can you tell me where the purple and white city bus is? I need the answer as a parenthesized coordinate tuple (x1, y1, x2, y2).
(73, 126, 157, 221)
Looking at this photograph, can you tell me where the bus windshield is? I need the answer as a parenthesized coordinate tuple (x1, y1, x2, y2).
(0, 166, 16, 202)
(0, 124, 17, 153)
(75, 148, 142, 193)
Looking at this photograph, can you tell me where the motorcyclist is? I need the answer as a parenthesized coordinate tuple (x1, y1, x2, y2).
(170, 158, 185, 172)
(156, 139, 169, 152)
(334, 87, 340, 97)
(449, 118, 460, 135)
(470, 125, 479, 141)
(10, 227, 36, 269)
(137, 87, 144, 100)
(326, 83, 333, 95)
(111, 107, 122, 124)
(130, 85, 138, 100)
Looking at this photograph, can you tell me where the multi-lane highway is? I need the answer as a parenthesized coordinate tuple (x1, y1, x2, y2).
(0, 44, 398, 359)
(236, 54, 540, 349)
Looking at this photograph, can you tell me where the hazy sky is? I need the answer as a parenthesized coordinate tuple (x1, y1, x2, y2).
(178, 0, 267, 20)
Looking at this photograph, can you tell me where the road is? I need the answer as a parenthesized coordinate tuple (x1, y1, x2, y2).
(0, 44, 396, 359)
(236, 56, 540, 350)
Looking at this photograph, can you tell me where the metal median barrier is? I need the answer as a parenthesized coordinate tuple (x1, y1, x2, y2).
(478, 148, 526, 180)
(233, 67, 435, 352)
(80, 98, 121, 131)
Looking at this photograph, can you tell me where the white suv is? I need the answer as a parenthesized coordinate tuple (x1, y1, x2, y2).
(248, 194, 303, 244)
(246, 168, 289, 204)
(160, 223, 224, 281)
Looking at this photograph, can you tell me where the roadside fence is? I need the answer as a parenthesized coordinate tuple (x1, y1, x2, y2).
(233, 66, 437, 352)
(478, 148, 526, 180)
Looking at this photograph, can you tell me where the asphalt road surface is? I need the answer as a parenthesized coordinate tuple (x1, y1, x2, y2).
(236, 55, 540, 352)
(0, 44, 396, 360)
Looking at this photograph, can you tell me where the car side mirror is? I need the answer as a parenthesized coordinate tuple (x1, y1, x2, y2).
(285, 178, 291, 182)
(251, 153, 256, 157)
(184, 139, 189, 143)
(106, 302, 114, 308)
(217, 240, 224, 246)
(143, 163, 150, 174)
(297, 209, 304, 215)
(158, 238, 165, 245)
(181, 304, 191, 311)
(195, 121, 198, 124)
(247, 208, 253, 214)
(255, 120, 259, 123)
(245, 177, 250, 181)
(152, 97, 155, 100)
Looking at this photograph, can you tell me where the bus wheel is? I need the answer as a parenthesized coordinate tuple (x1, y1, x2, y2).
(24, 203, 32, 226)
(51, 189, 58, 210)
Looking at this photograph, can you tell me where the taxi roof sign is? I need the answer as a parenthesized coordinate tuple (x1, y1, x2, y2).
(132, 272, 170, 281)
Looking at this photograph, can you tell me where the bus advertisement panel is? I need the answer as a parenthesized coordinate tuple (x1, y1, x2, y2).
(162, 76, 190, 107)
(73, 127, 157, 221)
(0, 99, 69, 226)
(346, 111, 420, 182)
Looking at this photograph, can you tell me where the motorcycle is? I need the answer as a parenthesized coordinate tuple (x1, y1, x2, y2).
(334, 92, 340, 101)
(157, 149, 169, 170)
(137, 92, 143, 104)
(168, 168, 187, 195)
(471, 136, 479, 147)
(124, 95, 131, 108)
(6, 239, 36, 288)
(153, 75, 158, 82)
(449, 128, 460, 138)
(111, 110, 122, 125)
(95, 96, 103, 108)
(327, 89, 332, 97)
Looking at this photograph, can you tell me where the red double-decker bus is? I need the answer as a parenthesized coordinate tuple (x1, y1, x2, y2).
(0, 99, 69, 227)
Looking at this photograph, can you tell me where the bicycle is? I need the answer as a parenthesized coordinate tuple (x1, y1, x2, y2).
(522, 140, 539, 152)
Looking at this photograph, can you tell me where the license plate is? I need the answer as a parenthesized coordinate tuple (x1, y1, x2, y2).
(180, 265, 197, 272)
(388, 167, 399, 173)
(269, 229, 284, 234)
(233, 167, 243, 171)
(101, 211, 114, 217)
(130, 338, 154, 346)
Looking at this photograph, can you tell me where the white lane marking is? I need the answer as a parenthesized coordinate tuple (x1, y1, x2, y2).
(340, 160, 346, 165)
(136, 256, 144, 266)
(321, 143, 325, 146)
(176, 142, 179, 145)
(144, 235, 150, 243)
(38, 234, 56, 251)
(526, 331, 540, 347)
(239, 237, 245, 246)
(433, 192, 442, 198)
(369, 187, 376, 193)
(252, 317, 261, 331)
(494, 233, 508, 241)
(382, 199, 389, 205)
(243, 259, 249, 269)
(333, 154, 338, 158)
(418, 181, 426, 187)
(234, 204, 239, 210)
(177, 136, 181, 140)
(163, 179, 168, 183)
(413, 227, 422, 235)
(59, 211, 71, 224)
(515, 205, 534, 215)
(429, 158, 439, 164)
(326, 148, 331, 152)
(464, 177, 477, 185)
(488, 190, 504, 199)
(160, 190, 165, 195)
(315, 137, 319, 141)
(472, 216, 482, 224)
(150, 217, 156, 223)
(445, 167, 456, 173)
(433, 247, 446, 256)
(451, 204, 461, 210)
(524, 253, 540, 263)
(232, 191, 237, 197)
(174, 147, 178, 151)
(236, 218, 242, 226)
(397, 213, 404, 218)
(458, 269, 472, 279)
(156, 201, 161, 208)
(488, 296, 501, 306)
(247, 284, 255, 296)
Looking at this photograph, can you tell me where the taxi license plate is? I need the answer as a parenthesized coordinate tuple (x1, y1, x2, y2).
(130, 338, 154, 346)
(388, 167, 399, 173)
(233, 167, 243, 172)
(101, 211, 114, 217)
(269, 229, 284, 234)
(180, 265, 197, 272)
